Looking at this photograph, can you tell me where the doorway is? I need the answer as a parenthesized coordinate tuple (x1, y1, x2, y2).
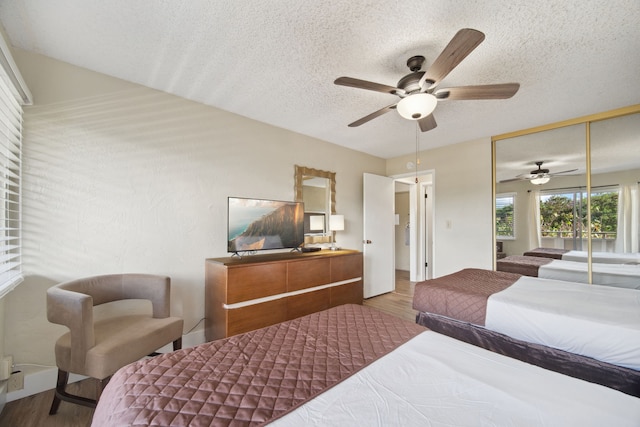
(393, 172, 434, 284)
(362, 171, 434, 299)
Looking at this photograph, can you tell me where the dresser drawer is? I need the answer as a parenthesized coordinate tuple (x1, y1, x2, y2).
(227, 298, 287, 337)
(330, 280, 363, 307)
(331, 253, 363, 282)
(287, 288, 330, 320)
(227, 263, 287, 303)
(287, 258, 331, 291)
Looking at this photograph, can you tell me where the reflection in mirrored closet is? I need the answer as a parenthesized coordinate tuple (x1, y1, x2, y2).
(493, 105, 640, 284)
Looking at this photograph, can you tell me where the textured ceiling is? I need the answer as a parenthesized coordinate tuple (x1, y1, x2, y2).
(1, 0, 639, 159)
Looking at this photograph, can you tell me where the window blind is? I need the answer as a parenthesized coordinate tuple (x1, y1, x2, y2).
(0, 54, 25, 298)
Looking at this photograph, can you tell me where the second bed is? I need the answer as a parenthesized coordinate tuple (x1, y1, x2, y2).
(412, 268, 640, 396)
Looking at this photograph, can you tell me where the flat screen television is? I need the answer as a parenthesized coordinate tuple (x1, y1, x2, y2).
(227, 197, 305, 253)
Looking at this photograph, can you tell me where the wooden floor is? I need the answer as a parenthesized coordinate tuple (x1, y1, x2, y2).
(363, 269, 417, 322)
(0, 380, 96, 427)
(0, 270, 417, 427)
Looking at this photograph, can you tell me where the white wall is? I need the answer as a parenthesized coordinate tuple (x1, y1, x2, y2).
(387, 138, 494, 277)
(4, 49, 385, 373)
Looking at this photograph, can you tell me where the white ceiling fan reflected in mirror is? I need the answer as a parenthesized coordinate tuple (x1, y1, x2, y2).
(501, 161, 578, 185)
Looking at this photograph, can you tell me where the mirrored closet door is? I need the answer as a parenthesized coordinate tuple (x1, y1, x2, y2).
(493, 104, 640, 283)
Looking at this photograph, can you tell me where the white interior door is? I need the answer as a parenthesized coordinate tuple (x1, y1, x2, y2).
(363, 173, 395, 298)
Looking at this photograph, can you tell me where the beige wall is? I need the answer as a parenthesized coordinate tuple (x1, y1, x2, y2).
(5, 49, 385, 369)
(387, 138, 494, 277)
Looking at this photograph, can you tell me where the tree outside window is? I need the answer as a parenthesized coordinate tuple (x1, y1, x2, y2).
(539, 189, 618, 239)
(496, 193, 516, 239)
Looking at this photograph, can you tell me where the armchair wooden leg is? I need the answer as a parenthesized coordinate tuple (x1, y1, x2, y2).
(173, 337, 182, 351)
(49, 368, 98, 414)
(49, 369, 68, 415)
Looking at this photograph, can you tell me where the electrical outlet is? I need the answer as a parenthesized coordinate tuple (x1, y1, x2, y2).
(7, 370, 24, 392)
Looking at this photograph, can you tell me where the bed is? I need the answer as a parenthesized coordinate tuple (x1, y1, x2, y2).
(497, 254, 640, 288)
(91, 304, 640, 426)
(523, 247, 568, 259)
(525, 247, 640, 264)
(412, 268, 640, 395)
(496, 254, 553, 276)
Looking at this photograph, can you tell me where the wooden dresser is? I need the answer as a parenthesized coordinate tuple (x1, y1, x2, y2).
(205, 249, 363, 341)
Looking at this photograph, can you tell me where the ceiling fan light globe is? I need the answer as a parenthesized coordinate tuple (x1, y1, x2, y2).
(530, 175, 550, 185)
(397, 93, 437, 120)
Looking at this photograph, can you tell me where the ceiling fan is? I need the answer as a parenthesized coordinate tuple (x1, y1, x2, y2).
(334, 28, 520, 132)
(501, 161, 578, 185)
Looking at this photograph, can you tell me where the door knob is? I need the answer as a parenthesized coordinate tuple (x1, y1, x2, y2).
(363, 240, 372, 244)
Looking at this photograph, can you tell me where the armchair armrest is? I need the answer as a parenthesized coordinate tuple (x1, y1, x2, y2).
(47, 286, 95, 370)
(119, 274, 171, 318)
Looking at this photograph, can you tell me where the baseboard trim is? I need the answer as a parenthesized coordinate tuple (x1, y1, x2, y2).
(6, 328, 206, 403)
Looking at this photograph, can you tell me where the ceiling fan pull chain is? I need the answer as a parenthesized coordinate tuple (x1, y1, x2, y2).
(415, 122, 420, 183)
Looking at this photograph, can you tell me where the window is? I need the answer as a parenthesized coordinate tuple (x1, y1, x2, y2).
(539, 191, 584, 239)
(589, 189, 619, 240)
(539, 187, 618, 243)
(495, 193, 516, 239)
(0, 37, 31, 298)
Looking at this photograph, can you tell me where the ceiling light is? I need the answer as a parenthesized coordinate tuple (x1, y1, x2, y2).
(530, 175, 550, 185)
(396, 93, 437, 120)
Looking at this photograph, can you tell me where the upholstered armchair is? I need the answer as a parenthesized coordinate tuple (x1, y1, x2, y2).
(46, 274, 184, 414)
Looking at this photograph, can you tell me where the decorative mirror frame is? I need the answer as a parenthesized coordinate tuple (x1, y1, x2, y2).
(294, 165, 336, 214)
(491, 103, 640, 281)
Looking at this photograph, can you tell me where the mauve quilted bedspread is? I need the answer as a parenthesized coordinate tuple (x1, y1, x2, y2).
(412, 268, 521, 326)
(91, 304, 425, 426)
(523, 247, 569, 259)
(496, 255, 553, 276)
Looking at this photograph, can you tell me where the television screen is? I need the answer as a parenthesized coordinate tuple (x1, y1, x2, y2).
(227, 197, 305, 253)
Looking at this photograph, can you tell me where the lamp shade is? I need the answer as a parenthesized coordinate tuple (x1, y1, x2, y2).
(396, 93, 437, 120)
(530, 175, 550, 185)
(329, 214, 344, 231)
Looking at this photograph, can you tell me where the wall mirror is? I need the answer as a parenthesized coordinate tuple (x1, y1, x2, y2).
(294, 165, 336, 243)
(493, 104, 640, 284)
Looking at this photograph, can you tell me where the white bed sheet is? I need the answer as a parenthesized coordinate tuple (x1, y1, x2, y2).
(272, 331, 640, 427)
(539, 259, 640, 289)
(562, 250, 640, 264)
(486, 276, 640, 369)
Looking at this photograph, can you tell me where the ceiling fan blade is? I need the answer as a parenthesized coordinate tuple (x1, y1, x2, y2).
(502, 167, 579, 183)
(549, 168, 578, 176)
(348, 103, 397, 127)
(499, 177, 526, 183)
(418, 114, 437, 132)
(419, 28, 485, 89)
(334, 77, 402, 95)
(515, 173, 536, 179)
(435, 83, 520, 100)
